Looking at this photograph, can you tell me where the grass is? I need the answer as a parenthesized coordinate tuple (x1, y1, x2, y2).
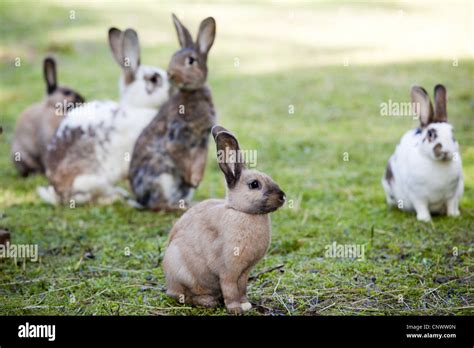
(0, 0, 473, 315)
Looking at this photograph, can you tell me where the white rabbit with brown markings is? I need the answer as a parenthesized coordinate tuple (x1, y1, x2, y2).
(382, 84, 464, 222)
(163, 126, 285, 314)
(37, 27, 169, 205)
(11, 57, 84, 177)
(129, 14, 217, 211)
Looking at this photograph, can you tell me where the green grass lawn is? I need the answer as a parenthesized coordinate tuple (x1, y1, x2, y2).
(0, 0, 473, 315)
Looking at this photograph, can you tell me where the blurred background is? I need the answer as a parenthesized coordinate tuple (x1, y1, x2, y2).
(1, 0, 472, 200)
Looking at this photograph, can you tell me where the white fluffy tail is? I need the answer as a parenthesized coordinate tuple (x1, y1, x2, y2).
(37, 186, 59, 205)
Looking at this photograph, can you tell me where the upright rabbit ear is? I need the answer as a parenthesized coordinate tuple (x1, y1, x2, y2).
(122, 28, 141, 83)
(411, 86, 433, 127)
(434, 84, 447, 122)
(108, 27, 124, 66)
(43, 57, 57, 94)
(196, 17, 216, 56)
(212, 125, 244, 189)
(172, 14, 193, 48)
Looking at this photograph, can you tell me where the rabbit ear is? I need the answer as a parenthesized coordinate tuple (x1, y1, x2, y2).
(411, 86, 433, 127)
(122, 28, 141, 82)
(172, 14, 193, 48)
(212, 125, 244, 189)
(43, 57, 57, 94)
(196, 17, 216, 56)
(108, 27, 124, 66)
(434, 84, 447, 122)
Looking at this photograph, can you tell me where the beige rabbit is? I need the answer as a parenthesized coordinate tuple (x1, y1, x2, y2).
(163, 125, 285, 314)
(11, 57, 84, 177)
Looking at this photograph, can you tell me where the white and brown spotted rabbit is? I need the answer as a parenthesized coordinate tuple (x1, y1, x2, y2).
(11, 57, 84, 177)
(163, 126, 286, 314)
(129, 14, 217, 210)
(37, 28, 169, 205)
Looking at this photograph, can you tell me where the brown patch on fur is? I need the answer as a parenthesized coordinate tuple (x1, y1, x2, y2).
(45, 127, 98, 201)
(433, 143, 443, 158)
(144, 73, 162, 95)
(226, 170, 285, 215)
(123, 73, 135, 86)
(207, 226, 219, 241)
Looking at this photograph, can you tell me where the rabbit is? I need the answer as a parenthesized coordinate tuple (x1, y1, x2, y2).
(163, 125, 286, 314)
(382, 84, 464, 222)
(129, 14, 217, 211)
(37, 27, 169, 205)
(11, 57, 84, 177)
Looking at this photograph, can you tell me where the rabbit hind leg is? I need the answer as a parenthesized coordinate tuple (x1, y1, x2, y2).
(190, 294, 220, 308)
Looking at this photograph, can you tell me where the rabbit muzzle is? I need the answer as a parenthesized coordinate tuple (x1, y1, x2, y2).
(433, 143, 452, 161)
(167, 70, 181, 85)
(261, 188, 286, 213)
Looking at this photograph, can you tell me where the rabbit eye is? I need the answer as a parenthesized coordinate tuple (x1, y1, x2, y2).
(187, 56, 196, 65)
(248, 180, 260, 190)
(426, 129, 437, 141)
(63, 90, 72, 96)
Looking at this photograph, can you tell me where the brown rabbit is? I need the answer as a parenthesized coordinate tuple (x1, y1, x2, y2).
(129, 14, 217, 210)
(11, 57, 84, 176)
(163, 126, 286, 314)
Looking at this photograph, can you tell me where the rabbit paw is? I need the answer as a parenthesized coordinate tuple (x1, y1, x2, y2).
(416, 213, 431, 222)
(447, 205, 460, 217)
(241, 302, 252, 312)
(226, 302, 243, 315)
